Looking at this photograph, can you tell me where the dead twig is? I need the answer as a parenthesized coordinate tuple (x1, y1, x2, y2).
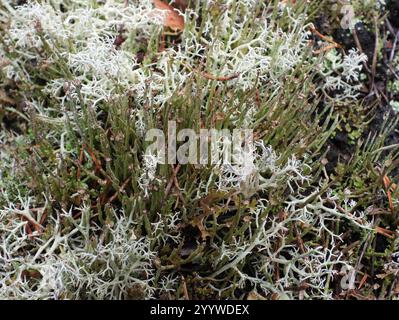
(383, 175, 396, 213)
(199, 72, 240, 81)
(106, 176, 131, 204)
(83, 143, 102, 172)
(163, 164, 181, 201)
(76, 146, 84, 180)
(375, 226, 396, 239)
(309, 24, 342, 54)
(358, 273, 369, 290)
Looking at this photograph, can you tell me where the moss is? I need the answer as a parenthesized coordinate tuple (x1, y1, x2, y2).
(0, 0, 398, 300)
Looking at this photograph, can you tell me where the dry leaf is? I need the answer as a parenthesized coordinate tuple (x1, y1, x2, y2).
(153, 0, 184, 32)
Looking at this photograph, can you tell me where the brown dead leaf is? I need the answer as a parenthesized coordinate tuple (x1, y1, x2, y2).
(153, 0, 184, 32)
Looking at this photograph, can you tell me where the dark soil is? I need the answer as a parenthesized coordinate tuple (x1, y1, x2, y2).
(315, 2, 399, 175)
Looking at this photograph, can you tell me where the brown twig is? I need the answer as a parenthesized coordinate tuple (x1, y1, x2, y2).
(76, 146, 84, 180)
(200, 72, 240, 81)
(106, 177, 131, 204)
(383, 175, 396, 213)
(313, 43, 340, 54)
(172, 168, 185, 206)
(309, 24, 342, 54)
(375, 226, 396, 239)
(358, 273, 369, 290)
(39, 208, 48, 226)
(163, 164, 181, 201)
(25, 223, 34, 238)
(355, 233, 372, 273)
(83, 143, 102, 172)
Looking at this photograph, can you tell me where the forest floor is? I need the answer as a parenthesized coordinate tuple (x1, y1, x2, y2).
(1, 0, 399, 300)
